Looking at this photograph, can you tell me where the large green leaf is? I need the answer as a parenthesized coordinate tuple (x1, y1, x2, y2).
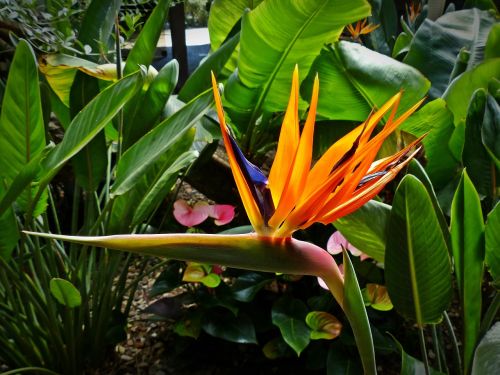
(78, 0, 122, 55)
(443, 58, 500, 126)
(69, 71, 107, 192)
(208, 0, 263, 50)
(224, 0, 371, 130)
(463, 89, 495, 198)
(49, 278, 82, 308)
(123, 0, 172, 76)
(342, 250, 377, 375)
(401, 99, 458, 188)
(0, 39, 47, 215)
(365, 0, 398, 55)
(123, 59, 178, 149)
(111, 89, 213, 197)
(334, 200, 390, 263)
(271, 296, 310, 356)
(231, 272, 273, 302)
(485, 23, 500, 60)
(481, 94, 500, 169)
(202, 309, 257, 344)
(472, 322, 500, 375)
(302, 42, 429, 121)
(485, 203, 500, 287)
(0, 186, 19, 259)
(450, 170, 485, 372)
(385, 175, 452, 325)
(41, 72, 144, 185)
(404, 8, 496, 98)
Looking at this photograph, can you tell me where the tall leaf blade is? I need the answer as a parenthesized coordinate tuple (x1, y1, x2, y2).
(123, 59, 178, 149)
(342, 249, 377, 375)
(450, 169, 485, 372)
(111, 89, 213, 197)
(0, 39, 47, 215)
(385, 175, 452, 325)
(123, 0, 172, 75)
(69, 71, 107, 192)
(485, 202, 500, 287)
(41, 72, 144, 183)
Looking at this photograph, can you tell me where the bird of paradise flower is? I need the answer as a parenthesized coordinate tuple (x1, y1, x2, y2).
(26, 67, 424, 374)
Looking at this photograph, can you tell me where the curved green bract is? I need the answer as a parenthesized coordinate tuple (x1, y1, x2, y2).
(302, 42, 429, 121)
(385, 175, 452, 325)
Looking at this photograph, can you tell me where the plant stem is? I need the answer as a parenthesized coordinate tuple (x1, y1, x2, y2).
(431, 324, 443, 372)
(418, 326, 430, 375)
(444, 311, 463, 375)
(115, 15, 124, 161)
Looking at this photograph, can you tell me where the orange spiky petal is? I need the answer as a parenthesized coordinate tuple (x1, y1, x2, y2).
(211, 73, 265, 231)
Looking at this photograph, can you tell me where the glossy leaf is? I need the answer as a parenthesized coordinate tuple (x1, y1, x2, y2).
(450, 170, 485, 372)
(123, 0, 172, 75)
(343, 249, 377, 375)
(123, 59, 179, 149)
(392, 32, 412, 58)
(207, 0, 262, 50)
(385, 175, 452, 325)
(334, 200, 390, 263)
(362, 284, 393, 311)
(485, 23, 500, 59)
(202, 309, 257, 344)
(41, 72, 144, 185)
(471, 322, 500, 375)
(306, 311, 342, 340)
(481, 94, 500, 169)
(302, 42, 429, 121)
(485, 203, 500, 287)
(111, 90, 212, 197)
(401, 99, 458, 188)
(231, 272, 273, 302)
(224, 0, 371, 129)
(69, 71, 107, 192)
(272, 296, 310, 355)
(443, 58, 500, 126)
(463, 89, 495, 198)
(49, 278, 82, 308)
(0, 40, 47, 218)
(404, 8, 496, 98)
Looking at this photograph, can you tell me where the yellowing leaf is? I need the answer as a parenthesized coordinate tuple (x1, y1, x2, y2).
(362, 284, 393, 311)
(306, 311, 342, 340)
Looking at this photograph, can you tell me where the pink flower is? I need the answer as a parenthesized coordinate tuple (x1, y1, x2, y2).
(173, 200, 210, 227)
(208, 204, 235, 226)
(327, 231, 370, 261)
(173, 200, 236, 227)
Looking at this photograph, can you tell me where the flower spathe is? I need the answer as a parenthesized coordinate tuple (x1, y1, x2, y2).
(211, 67, 424, 239)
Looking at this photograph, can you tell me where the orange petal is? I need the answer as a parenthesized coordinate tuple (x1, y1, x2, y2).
(211, 73, 264, 231)
(317, 146, 422, 224)
(268, 74, 319, 228)
(268, 66, 300, 206)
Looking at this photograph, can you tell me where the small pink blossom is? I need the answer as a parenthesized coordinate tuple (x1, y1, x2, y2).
(208, 204, 235, 226)
(327, 231, 370, 261)
(173, 200, 210, 227)
(173, 200, 236, 227)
